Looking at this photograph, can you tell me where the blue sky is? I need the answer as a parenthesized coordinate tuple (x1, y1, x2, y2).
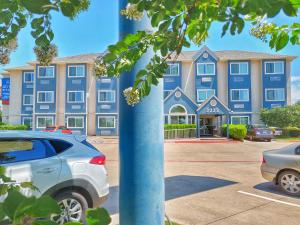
(1, 0, 299, 102)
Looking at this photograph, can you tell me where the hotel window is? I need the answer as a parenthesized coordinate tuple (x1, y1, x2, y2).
(23, 95, 33, 105)
(98, 90, 115, 103)
(38, 66, 55, 78)
(165, 63, 179, 76)
(231, 116, 249, 125)
(37, 117, 53, 128)
(98, 116, 115, 128)
(230, 62, 248, 75)
(169, 105, 187, 124)
(197, 89, 215, 102)
(197, 63, 215, 75)
(265, 61, 284, 74)
(24, 72, 34, 83)
(188, 115, 196, 124)
(22, 117, 32, 128)
(68, 65, 85, 77)
(37, 91, 54, 103)
(265, 89, 285, 101)
(67, 117, 84, 128)
(68, 91, 84, 103)
(231, 89, 249, 101)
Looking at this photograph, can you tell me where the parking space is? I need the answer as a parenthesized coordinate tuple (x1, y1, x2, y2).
(90, 137, 300, 225)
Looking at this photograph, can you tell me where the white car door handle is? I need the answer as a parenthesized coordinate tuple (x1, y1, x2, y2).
(37, 168, 55, 174)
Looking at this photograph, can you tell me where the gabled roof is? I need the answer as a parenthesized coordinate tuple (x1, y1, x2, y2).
(197, 95, 231, 115)
(192, 45, 219, 61)
(164, 87, 198, 107)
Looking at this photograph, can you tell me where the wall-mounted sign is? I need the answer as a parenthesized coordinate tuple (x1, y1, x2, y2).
(1, 78, 10, 105)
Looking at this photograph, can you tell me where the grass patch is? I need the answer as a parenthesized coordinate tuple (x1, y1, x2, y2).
(275, 136, 300, 141)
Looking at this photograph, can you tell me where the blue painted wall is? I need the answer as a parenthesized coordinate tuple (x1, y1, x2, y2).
(228, 61, 252, 112)
(164, 89, 197, 114)
(65, 64, 87, 114)
(21, 70, 34, 118)
(163, 62, 182, 92)
(35, 65, 57, 114)
(262, 59, 287, 109)
(194, 51, 218, 103)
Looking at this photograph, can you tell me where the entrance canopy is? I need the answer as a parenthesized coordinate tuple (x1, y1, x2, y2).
(197, 95, 231, 116)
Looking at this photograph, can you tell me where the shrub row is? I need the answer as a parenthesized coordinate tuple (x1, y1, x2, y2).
(164, 124, 196, 130)
(221, 124, 247, 141)
(0, 124, 28, 130)
(282, 127, 300, 137)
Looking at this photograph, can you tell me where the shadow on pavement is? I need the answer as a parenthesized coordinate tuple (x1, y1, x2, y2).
(254, 182, 300, 199)
(103, 175, 237, 215)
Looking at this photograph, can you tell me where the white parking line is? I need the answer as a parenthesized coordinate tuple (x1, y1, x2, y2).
(238, 191, 300, 208)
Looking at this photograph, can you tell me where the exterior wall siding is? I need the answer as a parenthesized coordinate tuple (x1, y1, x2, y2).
(21, 70, 34, 116)
(163, 62, 182, 94)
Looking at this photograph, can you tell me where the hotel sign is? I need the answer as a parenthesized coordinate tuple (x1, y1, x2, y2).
(1, 78, 10, 105)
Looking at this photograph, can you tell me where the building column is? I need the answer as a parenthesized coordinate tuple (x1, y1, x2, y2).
(119, 1, 165, 225)
(227, 115, 230, 138)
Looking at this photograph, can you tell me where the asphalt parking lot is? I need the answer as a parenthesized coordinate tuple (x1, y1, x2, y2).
(89, 137, 300, 225)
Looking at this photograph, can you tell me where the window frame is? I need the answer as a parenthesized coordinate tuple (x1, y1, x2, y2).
(164, 63, 180, 76)
(196, 62, 216, 76)
(67, 65, 86, 78)
(98, 90, 116, 103)
(23, 72, 34, 83)
(230, 62, 249, 75)
(230, 89, 250, 102)
(231, 116, 250, 125)
(23, 95, 33, 106)
(36, 116, 54, 129)
(98, 116, 116, 129)
(22, 117, 33, 128)
(264, 61, 284, 75)
(265, 88, 285, 102)
(67, 116, 84, 129)
(196, 89, 215, 102)
(37, 91, 54, 103)
(67, 91, 85, 103)
(37, 66, 55, 78)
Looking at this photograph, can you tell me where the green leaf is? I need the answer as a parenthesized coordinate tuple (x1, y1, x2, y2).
(86, 208, 111, 225)
(30, 195, 61, 217)
(60, 2, 76, 17)
(221, 22, 230, 37)
(0, 203, 6, 221)
(275, 32, 289, 51)
(35, 34, 50, 47)
(151, 12, 164, 27)
(33, 221, 59, 225)
(3, 190, 26, 219)
(159, 20, 172, 32)
(31, 17, 44, 29)
(20, 0, 52, 14)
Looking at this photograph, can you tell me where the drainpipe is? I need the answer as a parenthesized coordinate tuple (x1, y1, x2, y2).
(119, 1, 165, 225)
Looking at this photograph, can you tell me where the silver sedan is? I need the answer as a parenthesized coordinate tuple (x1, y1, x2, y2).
(261, 144, 300, 195)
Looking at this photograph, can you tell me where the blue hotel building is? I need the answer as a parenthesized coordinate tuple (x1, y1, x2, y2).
(1, 46, 296, 136)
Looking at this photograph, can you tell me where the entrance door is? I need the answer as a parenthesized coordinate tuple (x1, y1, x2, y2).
(200, 117, 214, 136)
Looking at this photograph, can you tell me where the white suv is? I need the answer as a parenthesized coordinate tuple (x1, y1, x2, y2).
(0, 131, 109, 224)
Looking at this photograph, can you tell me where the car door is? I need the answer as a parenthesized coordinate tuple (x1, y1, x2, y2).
(0, 138, 62, 197)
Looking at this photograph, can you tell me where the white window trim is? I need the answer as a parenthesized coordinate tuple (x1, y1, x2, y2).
(265, 88, 285, 102)
(169, 104, 187, 115)
(23, 72, 34, 83)
(164, 63, 180, 76)
(37, 66, 55, 78)
(196, 89, 215, 102)
(67, 116, 84, 129)
(231, 116, 250, 125)
(67, 91, 85, 103)
(264, 61, 284, 75)
(36, 116, 54, 129)
(98, 90, 116, 103)
(37, 91, 54, 103)
(230, 89, 250, 102)
(22, 117, 33, 128)
(230, 62, 249, 75)
(23, 95, 33, 106)
(67, 65, 86, 78)
(196, 62, 215, 76)
(98, 116, 116, 129)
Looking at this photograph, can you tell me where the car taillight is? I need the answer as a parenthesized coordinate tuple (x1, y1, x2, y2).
(90, 155, 106, 165)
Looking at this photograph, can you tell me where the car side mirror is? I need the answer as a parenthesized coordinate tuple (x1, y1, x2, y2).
(295, 146, 300, 155)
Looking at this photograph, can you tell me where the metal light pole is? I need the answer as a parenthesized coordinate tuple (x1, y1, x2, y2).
(119, 1, 165, 225)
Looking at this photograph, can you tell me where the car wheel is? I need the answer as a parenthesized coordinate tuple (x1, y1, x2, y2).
(52, 191, 88, 225)
(278, 171, 300, 196)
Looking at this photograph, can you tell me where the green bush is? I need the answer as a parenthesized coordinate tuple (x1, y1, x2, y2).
(221, 124, 247, 141)
(282, 127, 300, 137)
(164, 124, 196, 130)
(0, 124, 28, 130)
(164, 124, 196, 139)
